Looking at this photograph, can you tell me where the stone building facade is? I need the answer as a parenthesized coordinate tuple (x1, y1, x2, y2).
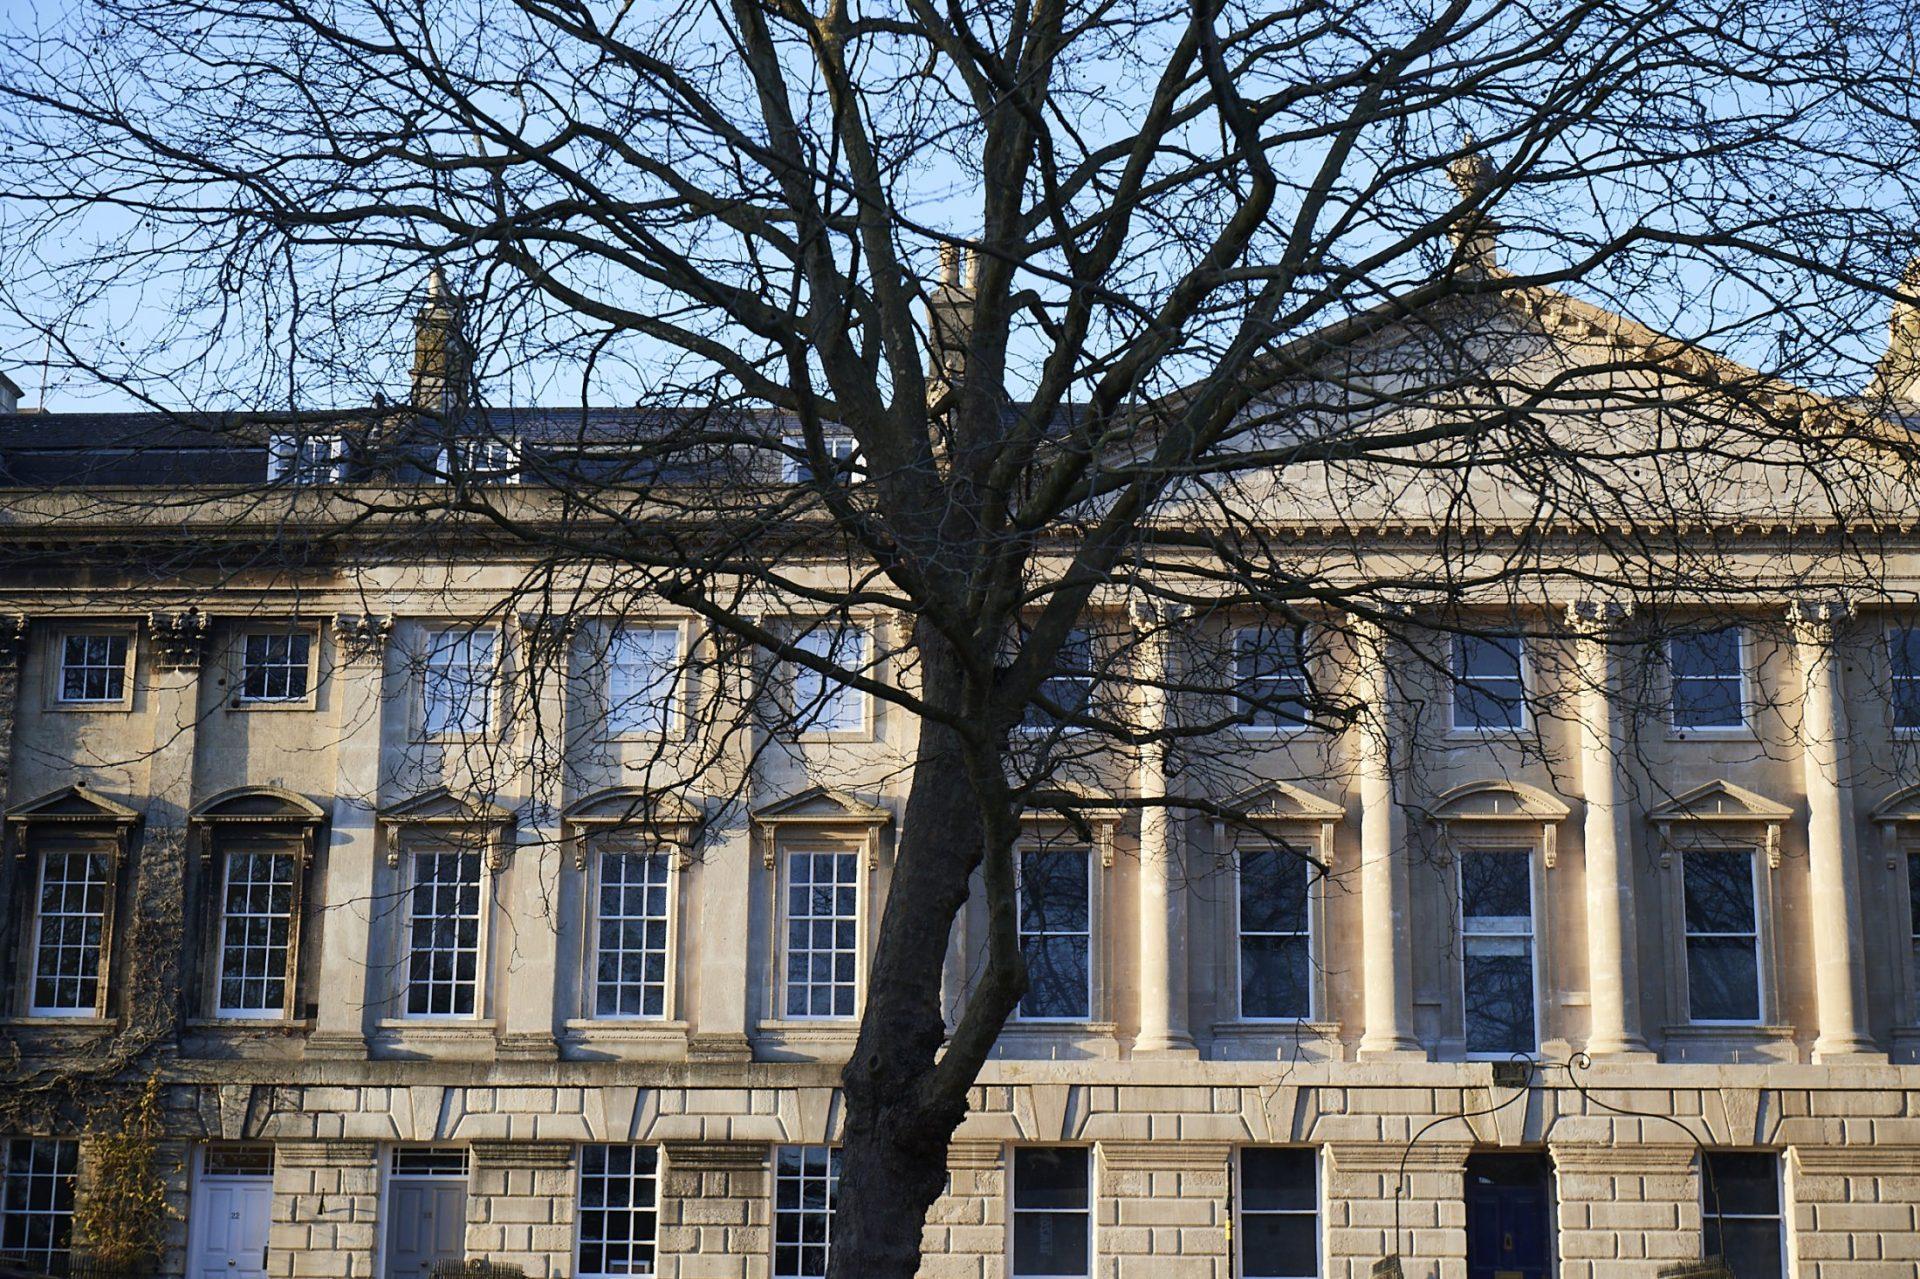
(4, 279, 1920, 1279)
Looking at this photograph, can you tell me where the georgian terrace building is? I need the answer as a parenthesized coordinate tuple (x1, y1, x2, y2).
(3, 278, 1920, 1279)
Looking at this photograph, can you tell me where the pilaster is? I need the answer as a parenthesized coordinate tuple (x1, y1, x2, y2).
(496, 614, 570, 1062)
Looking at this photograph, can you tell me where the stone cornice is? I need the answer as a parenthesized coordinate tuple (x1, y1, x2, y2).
(661, 1140, 767, 1173)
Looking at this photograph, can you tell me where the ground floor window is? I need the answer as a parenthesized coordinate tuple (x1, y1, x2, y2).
(0, 1138, 77, 1270)
(774, 1145, 840, 1277)
(1239, 1147, 1317, 1277)
(578, 1145, 659, 1277)
(1011, 1146, 1091, 1277)
(1703, 1151, 1782, 1279)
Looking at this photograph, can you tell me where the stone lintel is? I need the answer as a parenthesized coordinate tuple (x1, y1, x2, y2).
(277, 1139, 380, 1169)
(945, 1140, 1005, 1171)
(471, 1139, 575, 1171)
(1098, 1140, 1232, 1172)
(1791, 1145, 1920, 1174)
(662, 1140, 767, 1173)
(1326, 1141, 1475, 1173)
(1546, 1143, 1699, 1173)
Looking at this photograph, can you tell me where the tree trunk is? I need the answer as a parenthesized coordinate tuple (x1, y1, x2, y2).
(829, 627, 1013, 1278)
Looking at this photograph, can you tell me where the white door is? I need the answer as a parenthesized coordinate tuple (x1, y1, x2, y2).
(384, 1180, 467, 1279)
(188, 1177, 273, 1279)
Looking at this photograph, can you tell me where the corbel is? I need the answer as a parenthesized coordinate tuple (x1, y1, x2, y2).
(1764, 822, 1782, 871)
(332, 614, 393, 666)
(149, 608, 208, 670)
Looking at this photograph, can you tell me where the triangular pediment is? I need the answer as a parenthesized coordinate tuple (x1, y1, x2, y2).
(378, 785, 515, 826)
(1647, 779, 1793, 824)
(6, 783, 140, 826)
(752, 785, 891, 827)
(1223, 780, 1346, 824)
(192, 785, 326, 824)
(564, 786, 703, 828)
(1431, 779, 1570, 823)
(1871, 783, 1920, 826)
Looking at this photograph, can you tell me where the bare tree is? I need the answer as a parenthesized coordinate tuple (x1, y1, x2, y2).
(3, 0, 1920, 1272)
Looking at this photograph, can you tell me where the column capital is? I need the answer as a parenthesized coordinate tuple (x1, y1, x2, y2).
(1789, 597, 1853, 644)
(331, 613, 392, 665)
(0, 614, 26, 669)
(148, 608, 208, 670)
(1127, 598, 1192, 629)
(1564, 598, 1634, 635)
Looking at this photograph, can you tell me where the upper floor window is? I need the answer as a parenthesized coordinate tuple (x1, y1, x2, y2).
(1669, 627, 1745, 731)
(782, 849, 858, 1019)
(1238, 1147, 1318, 1278)
(422, 629, 497, 736)
(214, 850, 297, 1018)
(576, 1146, 658, 1279)
(1702, 1151, 1783, 1279)
(1238, 846, 1311, 1021)
(781, 433, 860, 484)
(1682, 849, 1760, 1023)
(593, 847, 671, 1020)
(0, 1138, 78, 1271)
(238, 632, 313, 704)
(774, 1145, 840, 1279)
(1910, 851, 1920, 1020)
(1234, 626, 1310, 731)
(29, 850, 110, 1017)
(1016, 846, 1091, 1021)
(437, 438, 520, 484)
(404, 849, 483, 1018)
(1451, 634, 1524, 731)
(57, 634, 129, 704)
(266, 433, 345, 485)
(790, 626, 868, 734)
(1459, 849, 1536, 1055)
(1010, 1147, 1090, 1279)
(1023, 630, 1094, 732)
(1892, 628, 1920, 731)
(606, 626, 679, 736)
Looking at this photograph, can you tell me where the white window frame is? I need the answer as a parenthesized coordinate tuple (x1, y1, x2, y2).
(233, 629, 318, 707)
(1020, 629, 1095, 734)
(212, 847, 298, 1019)
(780, 433, 860, 484)
(51, 630, 133, 707)
(588, 844, 676, 1022)
(266, 433, 346, 485)
(1009, 1145, 1094, 1279)
(399, 844, 489, 1021)
(1449, 633, 1528, 733)
(574, 1145, 659, 1279)
(773, 1145, 840, 1279)
(1700, 1150, 1786, 1279)
(604, 624, 682, 738)
(788, 624, 871, 738)
(1891, 626, 1920, 734)
(435, 438, 521, 485)
(27, 849, 112, 1018)
(0, 1137, 79, 1271)
(1235, 1146, 1321, 1279)
(1234, 844, 1319, 1023)
(1233, 625, 1311, 734)
(1680, 846, 1764, 1027)
(1013, 844, 1094, 1024)
(777, 847, 862, 1022)
(1456, 846, 1541, 1058)
(1667, 626, 1750, 736)
(418, 627, 500, 738)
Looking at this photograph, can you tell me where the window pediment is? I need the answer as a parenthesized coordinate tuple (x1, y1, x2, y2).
(563, 787, 704, 869)
(1870, 783, 1920, 838)
(1648, 778, 1792, 868)
(1021, 782, 1120, 867)
(752, 786, 892, 869)
(5, 784, 139, 857)
(191, 786, 325, 825)
(1213, 780, 1344, 868)
(376, 787, 516, 869)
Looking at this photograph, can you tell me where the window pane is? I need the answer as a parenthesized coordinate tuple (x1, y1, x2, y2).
(1460, 850, 1530, 924)
(32, 852, 109, 1013)
(595, 850, 671, 1020)
(1236, 627, 1309, 728)
(792, 627, 867, 733)
(1704, 1152, 1779, 1215)
(1452, 635, 1524, 729)
(1019, 850, 1090, 933)
(607, 627, 678, 735)
(1013, 1147, 1088, 1210)
(1240, 850, 1307, 934)
(773, 1147, 839, 1278)
(1687, 937, 1761, 1021)
(1241, 1148, 1316, 1212)
(1670, 628, 1740, 679)
(1683, 851, 1756, 934)
(217, 851, 296, 1013)
(1240, 935, 1309, 1020)
(406, 851, 483, 1016)
(782, 851, 858, 1019)
(1464, 941, 1536, 1053)
(1017, 850, 1090, 1020)
(1012, 1147, 1091, 1273)
(1892, 629, 1920, 729)
(576, 1145, 658, 1278)
(1241, 1148, 1317, 1279)
(0, 1138, 78, 1269)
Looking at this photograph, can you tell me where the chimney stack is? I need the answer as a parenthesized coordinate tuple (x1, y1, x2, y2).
(1444, 140, 1501, 274)
(1870, 259, 1920, 404)
(0, 370, 20, 414)
(927, 244, 977, 403)
(411, 268, 473, 414)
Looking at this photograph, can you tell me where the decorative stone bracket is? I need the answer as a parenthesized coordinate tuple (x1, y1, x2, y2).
(149, 609, 208, 670)
(331, 614, 392, 666)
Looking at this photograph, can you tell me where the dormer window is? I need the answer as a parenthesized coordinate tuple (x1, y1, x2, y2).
(437, 438, 520, 485)
(266, 434, 346, 485)
(781, 433, 860, 484)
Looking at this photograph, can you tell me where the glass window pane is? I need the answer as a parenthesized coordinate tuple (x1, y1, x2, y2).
(1013, 1147, 1088, 1210)
(1241, 1148, 1316, 1212)
(1687, 938, 1761, 1021)
(1683, 851, 1756, 934)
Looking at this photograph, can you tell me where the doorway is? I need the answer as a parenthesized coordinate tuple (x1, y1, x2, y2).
(383, 1147, 469, 1279)
(1465, 1152, 1554, 1279)
(187, 1146, 274, 1279)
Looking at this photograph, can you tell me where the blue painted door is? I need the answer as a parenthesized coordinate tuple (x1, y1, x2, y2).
(1465, 1155, 1553, 1279)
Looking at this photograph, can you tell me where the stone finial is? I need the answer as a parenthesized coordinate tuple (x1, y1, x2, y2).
(1446, 137, 1494, 203)
(1443, 137, 1501, 271)
(1869, 257, 1920, 403)
(332, 614, 393, 665)
(148, 609, 208, 670)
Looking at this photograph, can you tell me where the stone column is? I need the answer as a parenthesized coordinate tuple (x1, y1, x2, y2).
(0, 616, 28, 987)
(1791, 600, 1878, 1059)
(1130, 601, 1195, 1057)
(497, 616, 568, 1062)
(141, 610, 208, 1029)
(1352, 618, 1422, 1060)
(308, 615, 390, 1059)
(1566, 601, 1650, 1058)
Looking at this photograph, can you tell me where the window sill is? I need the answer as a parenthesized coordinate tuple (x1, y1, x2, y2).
(225, 698, 319, 713)
(1445, 726, 1531, 739)
(2, 1015, 116, 1029)
(1207, 1021, 1342, 1062)
(560, 1020, 691, 1061)
(1665, 728, 1757, 743)
(992, 1022, 1121, 1062)
(45, 701, 134, 714)
(186, 1016, 315, 1031)
(1660, 1023, 1798, 1064)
